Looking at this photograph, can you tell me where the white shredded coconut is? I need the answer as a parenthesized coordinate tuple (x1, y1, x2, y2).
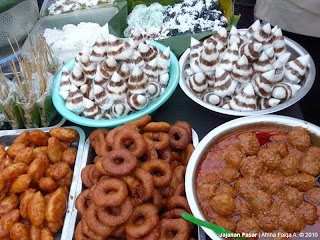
(48, 0, 114, 15)
(43, 22, 109, 63)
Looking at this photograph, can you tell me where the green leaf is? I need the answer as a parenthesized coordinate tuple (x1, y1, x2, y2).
(43, 95, 58, 126)
(0, 0, 24, 13)
(109, 1, 128, 37)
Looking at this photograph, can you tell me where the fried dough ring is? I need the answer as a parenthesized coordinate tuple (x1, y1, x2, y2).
(141, 160, 173, 187)
(134, 168, 154, 201)
(84, 204, 115, 238)
(97, 198, 133, 226)
(168, 125, 191, 150)
(75, 189, 91, 217)
(127, 115, 152, 128)
(112, 129, 147, 158)
(101, 150, 137, 176)
(158, 148, 173, 164)
(143, 132, 169, 151)
(142, 122, 171, 132)
(160, 218, 190, 240)
(92, 178, 128, 207)
(125, 204, 159, 238)
(166, 195, 191, 213)
(81, 218, 105, 240)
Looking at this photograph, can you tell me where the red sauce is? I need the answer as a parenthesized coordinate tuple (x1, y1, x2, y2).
(196, 129, 320, 240)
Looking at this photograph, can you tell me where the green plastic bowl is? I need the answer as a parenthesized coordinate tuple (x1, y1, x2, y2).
(52, 41, 179, 128)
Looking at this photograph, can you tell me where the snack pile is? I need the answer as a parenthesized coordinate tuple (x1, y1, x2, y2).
(59, 29, 171, 120)
(75, 115, 196, 239)
(184, 20, 310, 111)
(124, 0, 227, 40)
(0, 127, 78, 239)
(47, 0, 114, 15)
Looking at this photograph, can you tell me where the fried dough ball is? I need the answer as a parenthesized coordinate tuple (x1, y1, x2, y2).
(279, 155, 299, 176)
(279, 207, 305, 232)
(247, 190, 272, 213)
(47, 137, 63, 164)
(0, 209, 20, 238)
(14, 147, 34, 165)
(306, 146, 320, 161)
(213, 216, 236, 232)
(216, 184, 237, 198)
(237, 132, 260, 156)
(287, 126, 310, 151)
(12, 131, 30, 146)
(62, 147, 77, 166)
(10, 222, 29, 240)
(49, 127, 78, 143)
(283, 187, 303, 207)
(235, 176, 261, 199)
(10, 174, 32, 193)
(45, 188, 67, 223)
(299, 154, 320, 176)
(234, 198, 251, 217)
(259, 173, 283, 194)
(27, 191, 46, 226)
(296, 202, 318, 225)
(196, 173, 220, 201)
(224, 145, 245, 169)
(305, 187, 320, 205)
(6, 143, 26, 159)
(266, 142, 288, 157)
(221, 167, 240, 183)
(270, 134, 287, 143)
(236, 217, 260, 240)
(240, 156, 263, 178)
(284, 173, 316, 192)
(256, 210, 279, 232)
(257, 148, 281, 170)
(210, 193, 235, 216)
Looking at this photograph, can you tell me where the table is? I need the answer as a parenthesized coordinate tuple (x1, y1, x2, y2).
(68, 86, 304, 140)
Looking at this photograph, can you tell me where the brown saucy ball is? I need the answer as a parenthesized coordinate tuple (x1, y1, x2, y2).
(196, 127, 320, 240)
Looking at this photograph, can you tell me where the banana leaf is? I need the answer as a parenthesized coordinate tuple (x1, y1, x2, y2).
(111, 0, 240, 57)
(0, 97, 25, 129)
(40, 94, 57, 127)
(0, 0, 24, 13)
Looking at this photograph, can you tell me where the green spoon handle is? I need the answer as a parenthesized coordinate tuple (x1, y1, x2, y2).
(181, 212, 246, 240)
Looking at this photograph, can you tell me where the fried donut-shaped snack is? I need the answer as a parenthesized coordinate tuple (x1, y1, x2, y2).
(0, 127, 78, 236)
(75, 116, 196, 239)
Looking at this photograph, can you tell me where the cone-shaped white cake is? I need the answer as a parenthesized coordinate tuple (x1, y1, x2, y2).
(144, 57, 158, 82)
(257, 97, 281, 110)
(254, 23, 272, 45)
(213, 66, 238, 97)
(80, 83, 94, 100)
(147, 82, 161, 100)
(202, 92, 223, 106)
(128, 66, 149, 94)
(94, 85, 113, 110)
(66, 84, 84, 115)
(97, 57, 119, 79)
(70, 66, 87, 87)
(251, 69, 276, 97)
(239, 42, 263, 62)
(90, 34, 107, 63)
(93, 72, 108, 88)
(188, 72, 208, 95)
(229, 83, 257, 111)
(125, 93, 149, 111)
(127, 50, 145, 70)
(111, 102, 130, 118)
(273, 28, 286, 57)
(284, 55, 310, 83)
(107, 34, 133, 60)
(245, 19, 261, 39)
(102, 111, 113, 120)
(272, 82, 301, 101)
(264, 47, 276, 64)
(205, 27, 228, 52)
(118, 63, 131, 81)
(159, 73, 169, 88)
(83, 98, 102, 119)
(60, 67, 71, 91)
(158, 47, 170, 75)
(106, 72, 128, 101)
(59, 90, 69, 100)
(219, 42, 239, 72)
(253, 52, 273, 72)
(199, 42, 219, 72)
(190, 37, 203, 73)
(129, 28, 144, 48)
(231, 55, 253, 83)
(80, 54, 96, 79)
(205, 72, 215, 89)
(138, 42, 157, 63)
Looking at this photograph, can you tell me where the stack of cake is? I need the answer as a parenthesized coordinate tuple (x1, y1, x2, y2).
(59, 28, 170, 120)
(185, 20, 310, 111)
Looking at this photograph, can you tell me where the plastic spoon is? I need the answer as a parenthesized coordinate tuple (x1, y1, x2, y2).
(181, 212, 246, 240)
